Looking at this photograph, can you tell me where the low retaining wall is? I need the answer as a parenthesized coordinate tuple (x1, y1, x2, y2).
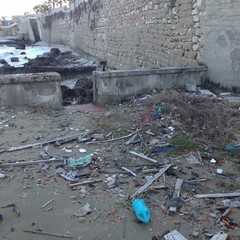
(0, 72, 62, 109)
(93, 66, 208, 104)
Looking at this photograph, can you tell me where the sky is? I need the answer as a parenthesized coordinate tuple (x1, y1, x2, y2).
(0, 0, 43, 18)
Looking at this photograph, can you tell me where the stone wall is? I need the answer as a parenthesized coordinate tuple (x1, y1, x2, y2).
(203, 0, 240, 89)
(39, 0, 203, 69)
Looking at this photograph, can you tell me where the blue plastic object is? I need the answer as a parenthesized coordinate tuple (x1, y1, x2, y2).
(132, 199, 150, 223)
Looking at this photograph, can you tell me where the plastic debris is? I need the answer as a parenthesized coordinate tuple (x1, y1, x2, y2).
(210, 159, 217, 164)
(216, 168, 223, 175)
(226, 144, 240, 151)
(60, 171, 79, 182)
(75, 203, 91, 217)
(0, 213, 3, 222)
(106, 175, 117, 188)
(163, 230, 187, 240)
(151, 145, 177, 153)
(210, 231, 228, 240)
(132, 199, 150, 223)
(79, 148, 87, 153)
(0, 173, 6, 179)
(222, 199, 240, 208)
(67, 154, 94, 167)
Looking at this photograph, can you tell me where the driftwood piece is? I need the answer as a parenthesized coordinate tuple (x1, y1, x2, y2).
(195, 192, 240, 199)
(0, 158, 64, 167)
(69, 179, 102, 188)
(121, 167, 137, 177)
(168, 178, 183, 215)
(23, 229, 73, 238)
(41, 199, 55, 209)
(129, 151, 158, 164)
(142, 168, 159, 174)
(130, 164, 172, 199)
(86, 129, 141, 144)
(6, 134, 84, 152)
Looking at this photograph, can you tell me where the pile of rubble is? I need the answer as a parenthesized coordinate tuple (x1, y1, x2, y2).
(0, 89, 240, 239)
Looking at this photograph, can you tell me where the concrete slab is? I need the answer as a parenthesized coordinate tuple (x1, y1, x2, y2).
(93, 66, 207, 105)
(0, 72, 62, 109)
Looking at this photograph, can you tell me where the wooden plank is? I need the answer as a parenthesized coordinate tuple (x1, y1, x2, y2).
(0, 158, 64, 167)
(210, 231, 228, 240)
(129, 151, 158, 163)
(69, 179, 102, 187)
(130, 164, 172, 199)
(168, 178, 183, 215)
(195, 192, 240, 199)
(23, 229, 73, 238)
(6, 134, 83, 152)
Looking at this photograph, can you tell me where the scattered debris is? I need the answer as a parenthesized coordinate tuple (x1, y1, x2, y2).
(210, 231, 228, 240)
(67, 154, 95, 167)
(0, 172, 6, 178)
(121, 167, 137, 177)
(1, 204, 20, 217)
(69, 179, 102, 188)
(41, 199, 55, 209)
(130, 164, 172, 199)
(75, 203, 91, 217)
(23, 229, 73, 238)
(163, 230, 187, 240)
(168, 178, 183, 215)
(106, 175, 117, 188)
(195, 192, 240, 199)
(0, 158, 65, 167)
(129, 151, 158, 164)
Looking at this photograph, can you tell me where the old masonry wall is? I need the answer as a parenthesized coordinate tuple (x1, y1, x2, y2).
(39, 0, 203, 69)
(37, 0, 240, 89)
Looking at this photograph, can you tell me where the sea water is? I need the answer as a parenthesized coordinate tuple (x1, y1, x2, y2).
(0, 40, 51, 67)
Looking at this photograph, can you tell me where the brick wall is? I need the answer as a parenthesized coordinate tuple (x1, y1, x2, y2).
(39, 0, 204, 69)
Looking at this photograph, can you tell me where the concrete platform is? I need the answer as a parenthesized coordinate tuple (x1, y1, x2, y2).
(0, 72, 62, 109)
(93, 66, 208, 104)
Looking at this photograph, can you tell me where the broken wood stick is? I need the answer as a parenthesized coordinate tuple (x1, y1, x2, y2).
(86, 129, 141, 144)
(0, 158, 65, 167)
(6, 133, 86, 152)
(142, 168, 159, 174)
(216, 207, 232, 224)
(23, 229, 73, 238)
(195, 192, 240, 199)
(168, 178, 183, 215)
(129, 151, 158, 164)
(130, 164, 172, 199)
(41, 199, 55, 209)
(69, 179, 102, 188)
(185, 178, 207, 183)
(121, 167, 137, 177)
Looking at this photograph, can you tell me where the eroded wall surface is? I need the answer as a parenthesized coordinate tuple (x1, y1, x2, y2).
(203, 0, 240, 89)
(39, 0, 203, 69)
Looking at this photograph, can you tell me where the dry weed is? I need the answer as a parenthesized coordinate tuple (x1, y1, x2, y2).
(158, 91, 238, 149)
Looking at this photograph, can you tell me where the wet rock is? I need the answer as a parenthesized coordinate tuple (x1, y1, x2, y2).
(10, 57, 19, 62)
(50, 48, 61, 56)
(0, 59, 9, 66)
(15, 42, 26, 50)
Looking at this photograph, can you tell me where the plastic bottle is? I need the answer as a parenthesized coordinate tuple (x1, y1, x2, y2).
(132, 199, 150, 223)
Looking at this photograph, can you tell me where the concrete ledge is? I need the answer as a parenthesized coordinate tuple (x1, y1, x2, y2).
(0, 72, 62, 109)
(93, 66, 208, 104)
